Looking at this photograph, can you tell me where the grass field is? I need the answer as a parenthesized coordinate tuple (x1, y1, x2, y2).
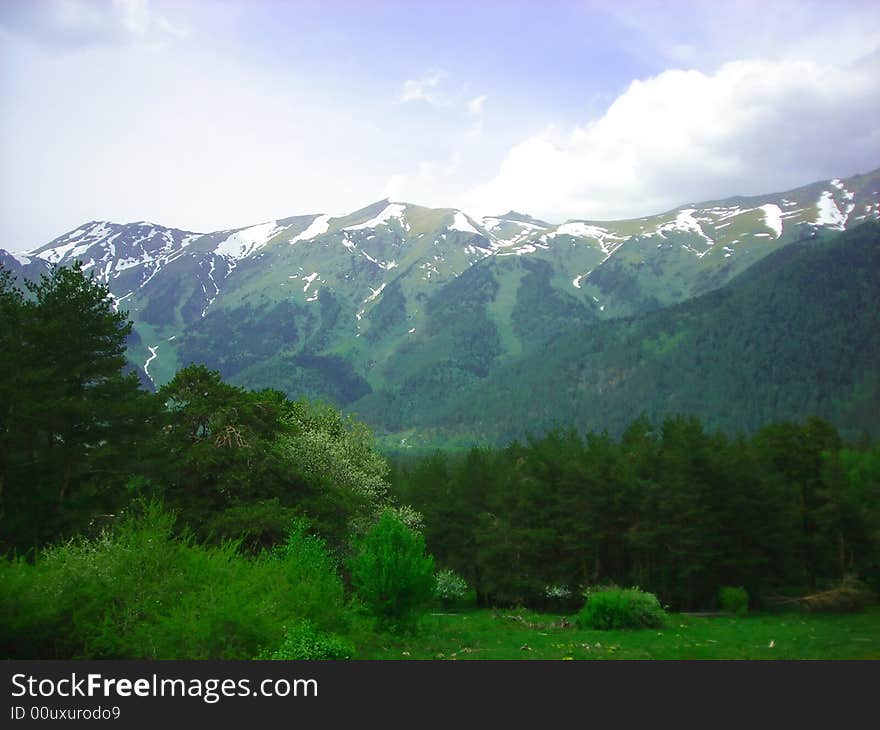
(354, 607, 880, 660)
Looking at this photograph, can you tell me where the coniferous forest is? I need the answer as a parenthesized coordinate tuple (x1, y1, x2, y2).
(1, 259, 878, 660)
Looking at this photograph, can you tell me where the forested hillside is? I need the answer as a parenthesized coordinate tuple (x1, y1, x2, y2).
(361, 221, 880, 445)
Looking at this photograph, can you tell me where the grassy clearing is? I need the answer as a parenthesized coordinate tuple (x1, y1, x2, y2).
(354, 607, 880, 660)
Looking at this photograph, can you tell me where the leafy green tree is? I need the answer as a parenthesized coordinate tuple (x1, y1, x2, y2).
(273, 399, 396, 543)
(141, 364, 408, 551)
(146, 364, 290, 537)
(831, 445, 880, 590)
(349, 511, 435, 630)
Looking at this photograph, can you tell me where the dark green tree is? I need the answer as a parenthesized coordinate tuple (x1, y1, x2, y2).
(349, 511, 435, 630)
(1, 262, 150, 552)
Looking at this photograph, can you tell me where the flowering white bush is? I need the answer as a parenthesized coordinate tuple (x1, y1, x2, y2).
(274, 401, 422, 539)
(544, 584, 573, 599)
(434, 569, 469, 605)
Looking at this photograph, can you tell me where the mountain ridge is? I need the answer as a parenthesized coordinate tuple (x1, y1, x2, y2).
(3, 167, 879, 443)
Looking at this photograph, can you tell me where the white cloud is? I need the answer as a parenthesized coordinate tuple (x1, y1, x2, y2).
(466, 56, 880, 221)
(396, 70, 448, 105)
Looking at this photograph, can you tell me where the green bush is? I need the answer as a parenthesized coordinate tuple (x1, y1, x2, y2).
(0, 503, 352, 659)
(719, 586, 749, 616)
(434, 568, 470, 608)
(349, 511, 436, 631)
(256, 621, 354, 660)
(576, 586, 667, 630)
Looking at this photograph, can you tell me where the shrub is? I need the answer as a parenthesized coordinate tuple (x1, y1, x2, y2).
(0, 504, 353, 659)
(434, 569, 469, 608)
(256, 621, 354, 660)
(576, 586, 666, 630)
(349, 511, 436, 631)
(719, 586, 749, 616)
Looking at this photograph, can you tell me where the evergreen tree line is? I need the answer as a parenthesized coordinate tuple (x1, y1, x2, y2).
(392, 419, 880, 610)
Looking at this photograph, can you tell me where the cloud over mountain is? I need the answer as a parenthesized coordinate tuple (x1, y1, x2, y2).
(467, 56, 880, 222)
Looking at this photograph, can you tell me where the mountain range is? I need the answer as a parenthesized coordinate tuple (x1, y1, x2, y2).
(3, 168, 879, 446)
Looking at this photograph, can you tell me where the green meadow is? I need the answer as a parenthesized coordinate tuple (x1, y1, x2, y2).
(355, 608, 880, 660)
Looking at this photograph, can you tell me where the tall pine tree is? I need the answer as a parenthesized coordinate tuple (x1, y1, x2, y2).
(0, 262, 149, 552)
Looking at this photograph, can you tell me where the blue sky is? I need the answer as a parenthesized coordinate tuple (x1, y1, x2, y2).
(2, 0, 879, 250)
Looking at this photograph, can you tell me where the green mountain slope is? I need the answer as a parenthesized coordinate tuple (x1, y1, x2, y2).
(364, 221, 880, 445)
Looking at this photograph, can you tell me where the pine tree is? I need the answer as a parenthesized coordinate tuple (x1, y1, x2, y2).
(1, 262, 148, 551)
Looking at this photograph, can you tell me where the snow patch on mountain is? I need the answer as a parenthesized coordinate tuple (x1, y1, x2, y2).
(113, 254, 151, 273)
(344, 203, 409, 232)
(359, 249, 381, 267)
(482, 217, 546, 233)
(482, 217, 547, 248)
(497, 239, 551, 256)
(302, 272, 320, 292)
(355, 282, 387, 322)
(291, 214, 331, 244)
(555, 222, 605, 238)
(496, 244, 535, 257)
(214, 221, 284, 260)
(364, 283, 386, 304)
(115, 246, 194, 306)
(547, 222, 626, 255)
(340, 233, 399, 270)
(37, 222, 112, 263)
(816, 191, 846, 229)
(144, 346, 159, 385)
(828, 179, 856, 222)
(6, 250, 32, 266)
(449, 211, 480, 235)
(201, 258, 222, 317)
(657, 209, 714, 245)
(759, 204, 784, 238)
(712, 206, 745, 222)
